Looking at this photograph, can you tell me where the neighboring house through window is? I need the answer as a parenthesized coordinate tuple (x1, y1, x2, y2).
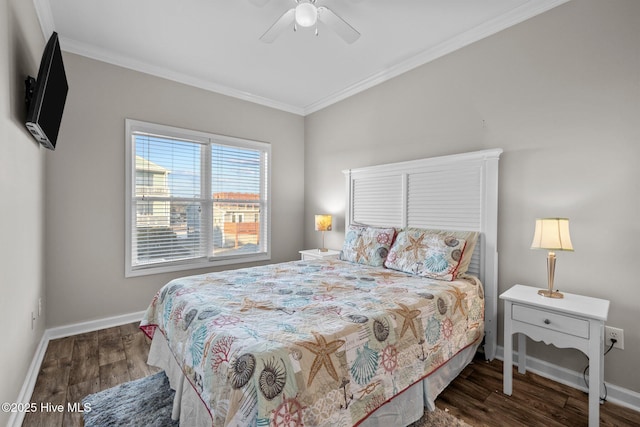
(125, 119, 271, 277)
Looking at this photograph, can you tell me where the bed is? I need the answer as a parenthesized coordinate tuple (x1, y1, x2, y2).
(141, 148, 502, 427)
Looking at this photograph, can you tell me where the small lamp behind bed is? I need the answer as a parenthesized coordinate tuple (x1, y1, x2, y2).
(530, 217, 574, 299)
(314, 214, 332, 252)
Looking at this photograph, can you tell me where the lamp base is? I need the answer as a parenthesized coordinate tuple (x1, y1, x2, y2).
(538, 289, 564, 299)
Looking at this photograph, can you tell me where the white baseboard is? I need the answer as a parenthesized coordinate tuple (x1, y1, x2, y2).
(7, 331, 49, 427)
(496, 345, 640, 412)
(8, 310, 146, 427)
(46, 310, 146, 340)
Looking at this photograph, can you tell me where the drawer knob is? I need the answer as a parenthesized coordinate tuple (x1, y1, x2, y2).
(543, 319, 551, 325)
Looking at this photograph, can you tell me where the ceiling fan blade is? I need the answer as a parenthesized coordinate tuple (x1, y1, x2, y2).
(317, 6, 360, 44)
(248, 0, 271, 6)
(260, 9, 295, 43)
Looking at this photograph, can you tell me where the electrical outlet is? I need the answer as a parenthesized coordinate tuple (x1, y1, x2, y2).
(31, 311, 36, 330)
(605, 326, 624, 350)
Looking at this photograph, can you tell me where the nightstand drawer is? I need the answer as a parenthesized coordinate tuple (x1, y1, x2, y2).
(512, 304, 589, 338)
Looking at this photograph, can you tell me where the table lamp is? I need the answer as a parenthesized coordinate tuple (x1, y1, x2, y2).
(530, 218, 574, 298)
(314, 214, 332, 252)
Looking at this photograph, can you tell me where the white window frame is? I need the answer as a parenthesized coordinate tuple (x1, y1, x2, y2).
(125, 119, 271, 277)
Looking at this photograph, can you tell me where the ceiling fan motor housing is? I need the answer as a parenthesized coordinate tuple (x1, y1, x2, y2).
(295, 1, 318, 27)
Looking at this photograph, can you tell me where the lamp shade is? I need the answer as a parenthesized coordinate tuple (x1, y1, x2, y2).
(530, 218, 574, 251)
(314, 214, 332, 232)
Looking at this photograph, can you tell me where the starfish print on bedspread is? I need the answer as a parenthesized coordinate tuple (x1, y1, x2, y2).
(269, 267, 293, 277)
(445, 285, 467, 316)
(392, 303, 421, 339)
(369, 270, 404, 282)
(239, 297, 274, 312)
(320, 281, 351, 292)
(297, 331, 345, 387)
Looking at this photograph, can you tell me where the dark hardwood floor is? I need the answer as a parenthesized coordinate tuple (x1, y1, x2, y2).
(22, 322, 640, 426)
(22, 322, 159, 427)
(438, 354, 640, 427)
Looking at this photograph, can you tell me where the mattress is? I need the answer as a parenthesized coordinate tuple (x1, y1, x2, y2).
(141, 258, 484, 426)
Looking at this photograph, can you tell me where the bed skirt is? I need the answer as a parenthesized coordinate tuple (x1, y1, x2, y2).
(147, 332, 480, 427)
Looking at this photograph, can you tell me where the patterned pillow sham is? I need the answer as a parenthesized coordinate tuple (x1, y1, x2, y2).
(416, 228, 479, 276)
(384, 228, 467, 281)
(340, 225, 396, 267)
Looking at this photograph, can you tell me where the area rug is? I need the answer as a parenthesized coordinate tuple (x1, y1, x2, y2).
(82, 371, 178, 427)
(410, 406, 472, 427)
(83, 371, 470, 427)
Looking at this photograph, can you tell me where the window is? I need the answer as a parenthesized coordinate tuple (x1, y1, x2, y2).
(125, 119, 271, 277)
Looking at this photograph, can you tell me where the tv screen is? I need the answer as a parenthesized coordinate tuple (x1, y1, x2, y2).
(25, 31, 68, 150)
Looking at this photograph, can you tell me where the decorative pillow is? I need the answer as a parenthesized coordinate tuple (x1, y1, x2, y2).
(417, 228, 479, 276)
(384, 228, 467, 281)
(340, 225, 396, 267)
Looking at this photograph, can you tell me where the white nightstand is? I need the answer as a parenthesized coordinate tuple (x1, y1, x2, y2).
(299, 249, 340, 261)
(500, 284, 609, 427)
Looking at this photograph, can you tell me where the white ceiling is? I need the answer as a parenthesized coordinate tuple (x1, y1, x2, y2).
(33, 0, 567, 116)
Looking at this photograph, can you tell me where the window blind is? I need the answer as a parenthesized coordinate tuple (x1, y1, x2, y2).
(126, 120, 271, 277)
(133, 133, 206, 267)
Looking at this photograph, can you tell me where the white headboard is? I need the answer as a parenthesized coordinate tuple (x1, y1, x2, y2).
(343, 148, 502, 360)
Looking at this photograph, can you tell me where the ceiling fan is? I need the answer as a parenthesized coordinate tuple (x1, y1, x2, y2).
(252, 0, 361, 44)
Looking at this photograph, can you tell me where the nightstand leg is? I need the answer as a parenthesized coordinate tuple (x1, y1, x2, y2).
(517, 333, 527, 374)
(503, 301, 513, 395)
(587, 322, 603, 427)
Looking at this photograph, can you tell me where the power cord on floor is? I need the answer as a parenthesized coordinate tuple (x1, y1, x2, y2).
(583, 338, 616, 403)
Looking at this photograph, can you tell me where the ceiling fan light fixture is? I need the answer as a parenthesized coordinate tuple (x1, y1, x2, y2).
(295, 2, 317, 27)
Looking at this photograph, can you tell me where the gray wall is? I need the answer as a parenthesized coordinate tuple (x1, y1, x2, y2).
(0, 0, 47, 424)
(44, 54, 305, 327)
(304, 0, 640, 393)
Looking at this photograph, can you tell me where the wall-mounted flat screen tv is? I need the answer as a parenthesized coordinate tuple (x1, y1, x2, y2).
(25, 31, 68, 150)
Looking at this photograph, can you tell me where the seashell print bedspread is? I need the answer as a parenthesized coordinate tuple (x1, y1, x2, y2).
(140, 259, 484, 427)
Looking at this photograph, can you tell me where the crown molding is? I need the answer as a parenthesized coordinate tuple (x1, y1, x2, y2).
(32, 0, 569, 117)
(58, 37, 305, 116)
(32, 0, 55, 39)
